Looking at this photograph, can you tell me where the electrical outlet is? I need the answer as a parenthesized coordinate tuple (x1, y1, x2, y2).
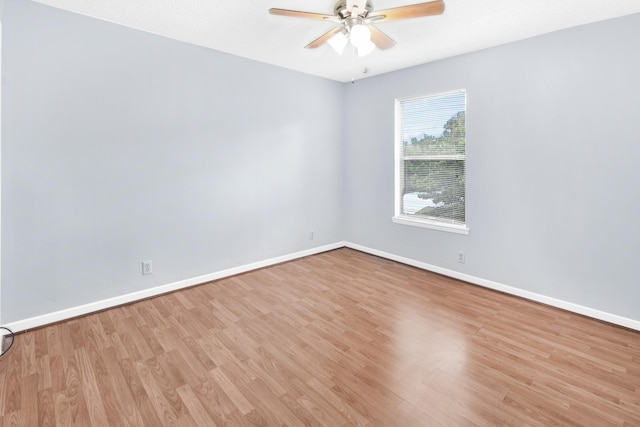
(142, 260, 152, 275)
(458, 252, 465, 264)
(309, 230, 315, 240)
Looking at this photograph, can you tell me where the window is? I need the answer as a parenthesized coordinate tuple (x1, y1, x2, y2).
(393, 89, 468, 234)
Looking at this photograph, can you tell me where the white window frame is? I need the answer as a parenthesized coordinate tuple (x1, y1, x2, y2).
(393, 89, 469, 235)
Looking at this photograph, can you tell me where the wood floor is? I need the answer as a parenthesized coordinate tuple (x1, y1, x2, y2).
(0, 248, 638, 426)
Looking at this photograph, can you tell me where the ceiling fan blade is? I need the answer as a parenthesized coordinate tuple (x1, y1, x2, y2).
(368, 25, 396, 50)
(367, 0, 445, 22)
(269, 8, 335, 20)
(305, 27, 344, 49)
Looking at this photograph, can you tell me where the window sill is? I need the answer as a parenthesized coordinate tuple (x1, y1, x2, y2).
(392, 216, 469, 235)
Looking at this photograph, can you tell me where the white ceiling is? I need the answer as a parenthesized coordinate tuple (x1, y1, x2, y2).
(33, 0, 640, 82)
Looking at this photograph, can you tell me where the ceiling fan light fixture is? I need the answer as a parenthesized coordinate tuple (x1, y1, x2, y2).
(349, 23, 371, 48)
(357, 39, 376, 57)
(328, 31, 348, 55)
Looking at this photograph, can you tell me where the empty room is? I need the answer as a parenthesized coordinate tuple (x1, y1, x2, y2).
(0, 0, 639, 425)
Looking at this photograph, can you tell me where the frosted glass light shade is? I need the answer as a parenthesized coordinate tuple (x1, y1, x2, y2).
(349, 24, 371, 47)
(357, 39, 375, 57)
(328, 31, 348, 55)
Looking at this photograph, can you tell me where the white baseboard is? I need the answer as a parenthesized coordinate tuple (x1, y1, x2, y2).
(4, 242, 346, 333)
(345, 242, 640, 332)
(6, 241, 639, 333)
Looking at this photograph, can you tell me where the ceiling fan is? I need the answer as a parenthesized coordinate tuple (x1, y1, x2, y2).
(269, 0, 445, 57)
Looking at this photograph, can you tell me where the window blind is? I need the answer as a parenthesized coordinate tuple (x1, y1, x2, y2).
(396, 90, 466, 228)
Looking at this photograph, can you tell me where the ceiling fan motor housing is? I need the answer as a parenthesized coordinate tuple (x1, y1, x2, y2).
(334, 0, 374, 19)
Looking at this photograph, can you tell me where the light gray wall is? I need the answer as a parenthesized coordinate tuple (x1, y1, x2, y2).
(1, 0, 344, 322)
(344, 13, 640, 320)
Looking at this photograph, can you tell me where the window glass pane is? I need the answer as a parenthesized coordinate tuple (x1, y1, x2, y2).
(402, 159, 465, 224)
(401, 92, 466, 156)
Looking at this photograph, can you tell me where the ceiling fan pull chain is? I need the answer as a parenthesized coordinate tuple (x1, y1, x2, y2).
(351, 44, 356, 83)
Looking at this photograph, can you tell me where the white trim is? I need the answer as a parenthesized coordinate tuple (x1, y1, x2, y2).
(398, 88, 467, 103)
(5, 240, 639, 333)
(345, 242, 640, 332)
(403, 154, 465, 161)
(4, 242, 346, 333)
(394, 100, 402, 218)
(392, 216, 469, 235)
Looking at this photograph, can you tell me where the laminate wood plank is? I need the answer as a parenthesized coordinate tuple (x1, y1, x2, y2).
(180, 334, 218, 371)
(85, 344, 122, 425)
(78, 323, 100, 359)
(107, 331, 131, 361)
(95, 310, 117, 337)
(245, 356, 289, 398)
(138, 324, 166, 357)
(305, 376, 370, 427)
(536, 352, 635, 403)
(175, 383, 216, 426)
(215, 359, 257, 394)
(118, 357, 164, 426)
(152, 326, 183, 353)
(240, 377, 306, 427)
(214, 328, 253, 364)
(44, 326, 65, 366)
(392, 400, 446, 427)
(52, 391, 71, 425)
(271, 303, 313, 329)
(174, 308, 209, 339)
(164, 312, 197, 341)
(281, 392, 325, 427)
(294, 378, 355, 426)
(134, 359, 183, 425)
(86, 316, 110, 353)
(1, 411, 22, 427)
(100, 347, 145, 426)
(67, 321, 86, 351)
(20, 332, 37, 377)
(530, 373, 630, 426)
(60, 355, 91, 425)
(159, 349, 200, 390)
(327, 379, 395, 426)
(188, 372, 237, 425)
(278, 341, 336, 384)
(209, 366, 254, 415)
(221, 323, 261, 361)
(197, 332, 242, 369)
(3, 345, 22, 415)
(36, 354, 52, 392)
(131, 303, 166, 332)
(119, 317, 154, 361)
(38, 387, 55, 427)
(172, 291, 196, 311)
(209, 300, 241, 325)
(20, 374, 38, 426)
(74, 348, 110, 426)
(148, 297, 173, 321)
(0, 372, 6, 416)
(0, 248, 639, 425)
